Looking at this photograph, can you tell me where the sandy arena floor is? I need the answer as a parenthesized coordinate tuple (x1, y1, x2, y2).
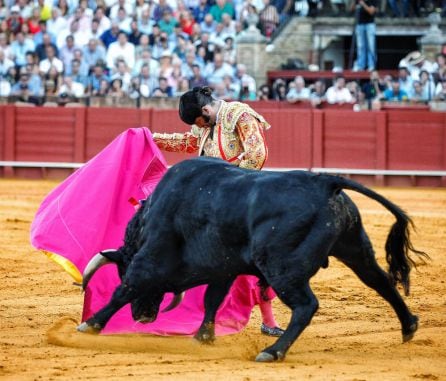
(0, 178, 445, 381)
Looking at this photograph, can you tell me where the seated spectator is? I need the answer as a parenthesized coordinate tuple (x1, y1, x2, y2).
(209, 0, 235, 23)
(257, 83, 272, 100)
(94, 6, 111, 36)
(382, 77, 409, 102)
(189, 63, 208, 88)
(10, 31, 36, 67)
(233, 63, 256, 98)
(419, 69, 436, 102)
(6, 5, 24, 35)
(0, 33, 11, 60)
(108, 78, 126, 97)
(35, 32, 58, 61)
(346, 80, 360, 102)
(174, 77, 191, 97)
(22, 62, 44, 96)
(194, 32, 214, 63)
(137, 63, 159, 98)
(69, 58, 88, 87)
(133, 48, 160, 77)
(16, 0, 33, 20)
(400, 51, 435, 81)
(47, 7, 68, 38)
(309, 79, 326, 106)
(272, 78, 287, 100)
(325, 75, 354, 104)
(106, 31, 135, 71)
(239, 2, 260, 30)
(27, 7, 42, 35)
(172, 34, 189, 61)
(180, 9, 195, 36)
(109, 0, 134, 21)
(204, 52, 234, 86)
(193, 0, 211, 24)
(57, 19, 89, 50)
(259, 0, 279, 37)
(100, 21, 121, 49)
(151, 76, 173, 97)
(59, 75, 85, 99)
(39, 45, 63, 74)
(11, 72, 41, 104)
(152, 31, 174, 60)
(128, 77, 141, 99)
(83, 38, 106, 72)
(362, 70, 386, 102)
(110, 59, 132, 92)
(181, 50, 200, 80)
(138, 8, 154, 36)
(34, 20, 56, 46)
(397, 66, 413, 95)
(0, 47, 14, 77)
(159, 9, 179, 37)
(434, 79, 446, 101)
(200, 13, 217, 35)
(153, 0, 173, 23)
(59, 35, 79, 72)
(222, 36, 236, 65)
(87, 63, 109, 96)
(113, 6, 132, 34)
(220, 13, 236, 38)
(286, 75, 310, 102)
(96, 78, 110, 97)
(85, 18, 103, 42)
(409, 80, 427, 102)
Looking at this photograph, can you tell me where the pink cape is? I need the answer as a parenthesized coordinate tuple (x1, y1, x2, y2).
(30, 127, 263, 336)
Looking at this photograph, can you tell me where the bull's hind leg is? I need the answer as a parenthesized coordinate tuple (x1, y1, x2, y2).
(335, 229, 418, 342)
(194, 279, 235, 344)
(77, 284, 136, 333)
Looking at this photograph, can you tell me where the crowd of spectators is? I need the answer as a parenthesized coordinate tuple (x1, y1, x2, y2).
(0, 0, 296, 106)
(266, 50, 446, 109)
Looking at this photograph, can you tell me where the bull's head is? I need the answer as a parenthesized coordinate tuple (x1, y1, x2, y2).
(82, 250, 185, 316)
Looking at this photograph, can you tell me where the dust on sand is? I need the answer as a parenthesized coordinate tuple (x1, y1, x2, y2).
(1, 179, 445, 380)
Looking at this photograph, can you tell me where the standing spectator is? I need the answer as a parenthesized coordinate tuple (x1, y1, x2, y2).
(325, 75, 354, 104)
(6, 5, 24, 35)
(106, 31, 136, 71)
(352, 0, 376, 71)
(274, 0, 294, 22)
(404, 51, 435, 81)
(382, 77, 409, 102)
(83, 38, 106, 71)
(259, 0, 279, 37)
(39, 45, 64, 74)
(388, 0, 409, 17)
(286, 75, 310, 102)
(10, 31, 35, 68)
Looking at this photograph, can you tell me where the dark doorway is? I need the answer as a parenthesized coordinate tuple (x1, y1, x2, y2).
(344, 35, 421, 69)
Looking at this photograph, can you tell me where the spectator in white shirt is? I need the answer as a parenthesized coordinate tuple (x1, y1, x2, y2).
(0, 48, 14, 77)
(94, 6, 111, 36)
(39, 45, 64, 74)
(47, 7, 68, 37)
(325, 76, 354, 104)
(286, 75, 310, 102)
(106, 31, 136, 71)
(59, 75, 85, 98)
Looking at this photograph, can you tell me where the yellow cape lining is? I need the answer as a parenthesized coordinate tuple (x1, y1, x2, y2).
(43, 250, 82, 283)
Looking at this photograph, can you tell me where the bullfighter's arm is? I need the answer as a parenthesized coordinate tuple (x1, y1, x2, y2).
(235, 112, 268, 170)
(152, 131, 199, 154)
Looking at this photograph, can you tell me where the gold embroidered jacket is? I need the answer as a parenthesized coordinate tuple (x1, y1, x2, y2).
(153, 101, 271, 170)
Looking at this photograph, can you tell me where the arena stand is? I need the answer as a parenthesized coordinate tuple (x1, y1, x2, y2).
(0, 102, 445, 187)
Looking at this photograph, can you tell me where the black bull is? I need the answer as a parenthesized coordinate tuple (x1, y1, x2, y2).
(78, 157, 427, 362)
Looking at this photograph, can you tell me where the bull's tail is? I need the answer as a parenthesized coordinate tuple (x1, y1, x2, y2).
(326, 175, 429, 296)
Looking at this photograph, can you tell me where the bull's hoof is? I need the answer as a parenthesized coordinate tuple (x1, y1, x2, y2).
(255, 350, 285, 362)
(76, 322, 101, 334)
(194, 331, 215, 344)
(137, 315, 156, 324)
(402, 315, 419, 343)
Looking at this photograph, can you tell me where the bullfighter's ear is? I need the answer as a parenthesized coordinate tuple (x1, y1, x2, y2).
(100, 249, 123, 264)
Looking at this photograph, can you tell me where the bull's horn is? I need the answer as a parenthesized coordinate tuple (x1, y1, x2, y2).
(82, 251, 114, 291)
(162, 292, 185, 312)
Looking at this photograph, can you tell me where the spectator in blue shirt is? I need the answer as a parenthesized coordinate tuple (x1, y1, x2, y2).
(100, 22, 121, 49)
(10, 31, 36, 67)
(383, 78, 409, 102)
(87, 63, 109, 95)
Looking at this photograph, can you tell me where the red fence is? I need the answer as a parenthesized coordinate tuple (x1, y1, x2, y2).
(0, 104, 445, 186)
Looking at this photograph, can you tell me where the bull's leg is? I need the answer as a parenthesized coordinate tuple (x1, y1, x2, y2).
(194, 279, 234, 344)
(335, 230, 418, 342)
(77, 284, 136, 333)
(255, 283, 319, 362)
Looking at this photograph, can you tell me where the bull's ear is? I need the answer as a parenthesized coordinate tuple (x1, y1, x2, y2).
(100, 249, 123, 264)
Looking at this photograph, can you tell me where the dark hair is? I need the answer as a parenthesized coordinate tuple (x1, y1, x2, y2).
(179, 86, 214, 124)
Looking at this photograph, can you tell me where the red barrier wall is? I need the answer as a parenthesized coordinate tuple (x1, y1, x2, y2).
(0, 105, 445, 186)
